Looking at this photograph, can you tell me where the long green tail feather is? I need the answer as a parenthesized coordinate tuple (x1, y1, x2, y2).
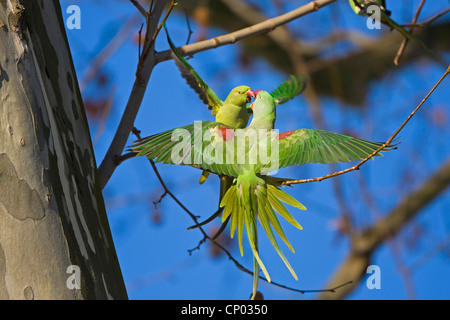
(242, 202, 270, 282)
(251, 212, 260, 300)
(219, 173, 306, 291)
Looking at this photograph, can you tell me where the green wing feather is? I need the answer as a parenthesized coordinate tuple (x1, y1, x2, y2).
(130, 121, 243, 177)
(275, 129, 393, 170)
(131, 124, 393, 176)
(164, 25, 223, 116)
(131, 123, 394, 294)
(270, 75, 307, 105)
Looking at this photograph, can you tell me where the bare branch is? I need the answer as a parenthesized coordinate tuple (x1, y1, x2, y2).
(281, 64, 450, 186)
(130, 0, 148, 18)
(97, 0, 167, 190)
(154, 0, 338, 63)
(318, 159, 450, 300)
(402, 8, 450, 29)
(394, 0, 425, 66)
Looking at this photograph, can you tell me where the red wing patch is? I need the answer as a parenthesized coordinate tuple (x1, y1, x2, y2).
(219, 126, 235, 141)
(278, 130, 295, 140)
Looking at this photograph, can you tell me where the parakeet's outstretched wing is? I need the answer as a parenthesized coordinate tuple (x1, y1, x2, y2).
(270, 75, 308, 105)
(164, 25, 223, 116)
(131, 123, 394, 177)
(275, 129, 394, 170)
(130, 121, 242, 177)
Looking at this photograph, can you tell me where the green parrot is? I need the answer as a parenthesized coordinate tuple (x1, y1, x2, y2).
(164, 24, 307, 238)
(186, 77, 308, 239)
(130, 90, 393, 299)
(164, 24, 254, 129)
(164, 24, 307, 127)
(348, 0, 435, 57)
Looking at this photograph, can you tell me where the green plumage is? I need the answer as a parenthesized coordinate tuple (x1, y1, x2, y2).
(131, 91, 394, 299)
(270, 74, 308, 106)
(132, 121, 390, 177)
(164, 24, 308, 249)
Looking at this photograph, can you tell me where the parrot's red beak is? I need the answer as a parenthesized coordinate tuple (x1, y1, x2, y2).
(246, 89, 256, 103)
(249, 90, 261, 110)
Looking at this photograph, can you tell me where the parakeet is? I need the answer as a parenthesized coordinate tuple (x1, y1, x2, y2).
(164, 24, 307, 126)
(164, 24, 254, 129)
(130, 90, 394, 299)
(348, 0, 435, 58)
(165, 24, 307, 237)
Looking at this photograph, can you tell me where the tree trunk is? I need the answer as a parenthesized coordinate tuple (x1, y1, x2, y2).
(0, 0, 127, 299)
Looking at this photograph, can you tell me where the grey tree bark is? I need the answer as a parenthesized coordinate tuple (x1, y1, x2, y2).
(0, 0, 127, 299)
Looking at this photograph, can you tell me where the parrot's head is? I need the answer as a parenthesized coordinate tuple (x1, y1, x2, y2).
(250, 90, 276, 117)
(226, 86, 255, 106)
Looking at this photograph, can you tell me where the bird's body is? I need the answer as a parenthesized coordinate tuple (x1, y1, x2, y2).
(216, 96, 251, 129)
(164, 25, 307, 240)
(131, 91, 394, 298)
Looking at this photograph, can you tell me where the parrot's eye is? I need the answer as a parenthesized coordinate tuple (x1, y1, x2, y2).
(238, 91, 241, 94)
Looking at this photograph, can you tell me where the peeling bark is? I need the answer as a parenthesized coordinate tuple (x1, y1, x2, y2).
(0, 0, 127, 299)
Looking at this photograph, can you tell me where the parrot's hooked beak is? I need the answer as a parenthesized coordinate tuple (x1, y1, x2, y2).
(249, 90, 262, 110)
(246, 89, 256, 103)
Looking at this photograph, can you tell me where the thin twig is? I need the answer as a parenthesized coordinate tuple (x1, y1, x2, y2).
(152, 0, 178, 42)
(98, 1, 167, 190)
(394, 0, 425, 66)
(281, 64, 450, 186)
(138, 23, 144, 59)
(319, 159, 450, 300)
(153, 190, 168, 208)
(402, 8, 450, 29)
(184, 9, 193, 45)
(130, 0, 147, 18)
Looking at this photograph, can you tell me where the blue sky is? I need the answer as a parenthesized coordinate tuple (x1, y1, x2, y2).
(61, 0, 450, 299)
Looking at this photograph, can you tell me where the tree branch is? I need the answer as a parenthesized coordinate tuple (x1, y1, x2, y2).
(130, 0, 147, 18)
(317, 159, 450, 300)
(280, 64, 450, 186)
(154, 0, 337, 63)
(394, 0, 425, 66)
(97, 0, 168, 190)
(402, 8, 450, 29)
